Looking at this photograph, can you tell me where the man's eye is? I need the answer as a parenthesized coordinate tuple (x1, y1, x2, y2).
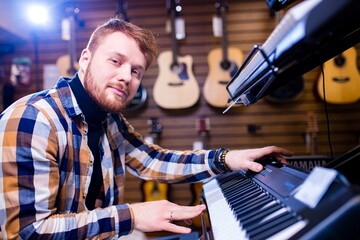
(132, 69, 142, 77)
(111, 59, 119, 64)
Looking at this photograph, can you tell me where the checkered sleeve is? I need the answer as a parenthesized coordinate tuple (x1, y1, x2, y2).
(0, 102, 132, 239)
(120, 116, 219, 183)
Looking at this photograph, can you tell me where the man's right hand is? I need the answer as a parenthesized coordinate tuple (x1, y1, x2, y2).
(130, 200, 206, 234)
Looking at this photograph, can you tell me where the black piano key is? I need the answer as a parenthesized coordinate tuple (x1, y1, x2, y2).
(226, 189, 263, 210)
(251, 216, 298, 240)
(221, 179, 251, 193)
(241, 201, 281, 228)
(211, 171, 302, 239)
(219, 178, 244, 189)
(225, 184, 258, 202)
(247, 210, 294, 237)
(223, 185, 258, 202)
(230, 192, 267, 211)
(222, 180, 253, 194)
(233, 196, 272, 219)
(220, 183, 250, 198)
(218, 174, 245, 186)
(225, 181, 258, 196)
(217, 172, 241, 182)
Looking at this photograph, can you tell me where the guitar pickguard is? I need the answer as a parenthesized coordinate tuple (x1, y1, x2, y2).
(172, 62, 189, 80)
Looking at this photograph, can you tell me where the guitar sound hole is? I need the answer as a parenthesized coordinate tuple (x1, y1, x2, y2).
(171, 62, 180, 72)
(220, 60, 231, 70)
(334, 54, 346, 67)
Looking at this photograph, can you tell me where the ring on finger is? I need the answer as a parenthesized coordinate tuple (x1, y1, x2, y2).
(170, 210, 174, 222)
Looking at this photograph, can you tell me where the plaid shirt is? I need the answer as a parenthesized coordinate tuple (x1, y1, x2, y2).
(0, 77, 219, 239)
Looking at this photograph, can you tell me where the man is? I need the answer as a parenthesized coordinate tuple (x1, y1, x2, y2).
(0, 18, 292, 239)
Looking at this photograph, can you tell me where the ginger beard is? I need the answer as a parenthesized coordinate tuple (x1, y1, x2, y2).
(83, 58, 136, 113)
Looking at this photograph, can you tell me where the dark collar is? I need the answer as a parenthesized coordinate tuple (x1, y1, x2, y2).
(68, 74, 107, 125)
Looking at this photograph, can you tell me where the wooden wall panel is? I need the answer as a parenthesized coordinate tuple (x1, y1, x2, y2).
(1, 0, 360, 215)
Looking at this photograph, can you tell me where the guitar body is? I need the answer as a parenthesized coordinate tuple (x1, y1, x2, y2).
(317, 47, 360, 104)
(153, 50, 200, 109)
(141, 181, 169, 202)
(56, 54, 79, 77)
(204, 47, 243, 107)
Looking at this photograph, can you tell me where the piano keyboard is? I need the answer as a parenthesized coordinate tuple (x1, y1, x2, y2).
(201, 158, 360, 240)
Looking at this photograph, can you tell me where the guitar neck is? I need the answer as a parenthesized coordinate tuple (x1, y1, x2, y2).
(116, 0, 130, 22)
(196, 116, 211, 150)
(200, 132, 208, 149)
(68, 14, 77, 74)
(169, 0, 179, 65)
(220, 4, 229, 62)
(151, 134, 159, 145)
(305, 112, 319, 155)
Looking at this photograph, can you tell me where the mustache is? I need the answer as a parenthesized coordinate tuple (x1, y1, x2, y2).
(110, 83, 130, 96)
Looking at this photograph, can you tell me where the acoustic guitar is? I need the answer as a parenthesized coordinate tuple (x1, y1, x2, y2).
(56, 3, 79, 77)
(203, 0, 244, 108)
(317, 47, 360, 104)
(141, 117, 170, 202)
(153, 0, 200, 109)
(190, 116, 211, 228)
(265, 10, 304, 102)
(115, 0, 148, 112)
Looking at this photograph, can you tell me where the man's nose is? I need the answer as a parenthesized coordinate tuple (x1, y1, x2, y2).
(117, 64, 132, 83)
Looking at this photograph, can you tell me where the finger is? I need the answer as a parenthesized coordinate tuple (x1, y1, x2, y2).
(171, 204, 206, 212)
(248, 161, 263, 172)
(169, 206, 205, 222)
(275, 155, 288, 164)
(272, 147, 293, 156)
(259, 146, 293, 158)
(184, 219, 192, 225)
(164, 223, 192, 234)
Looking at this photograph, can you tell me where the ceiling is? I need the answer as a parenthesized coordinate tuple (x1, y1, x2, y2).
(0, 0, 32, 44)
(0, 0, 103, 45)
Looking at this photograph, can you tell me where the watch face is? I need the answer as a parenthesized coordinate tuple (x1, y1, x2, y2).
(10, 57, 32, 87)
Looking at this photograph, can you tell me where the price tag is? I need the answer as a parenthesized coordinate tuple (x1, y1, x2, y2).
(294, 167, 338, 208)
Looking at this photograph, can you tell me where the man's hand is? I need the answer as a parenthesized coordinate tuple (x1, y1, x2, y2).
(225, 146, 293, 172)
(130, 200, 206, 234)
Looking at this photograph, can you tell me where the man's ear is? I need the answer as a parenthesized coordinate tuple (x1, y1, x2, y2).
(79, 49, 91, 71)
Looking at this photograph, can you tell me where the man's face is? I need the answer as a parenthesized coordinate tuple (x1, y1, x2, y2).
(81, 32, 146, 113)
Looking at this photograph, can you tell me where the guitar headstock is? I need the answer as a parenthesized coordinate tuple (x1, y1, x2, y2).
(116, 0, 130, 22)
(196, 116, 211, 136)
(306, 111, 319, 134)
(305, 111, 319, 155)
(59, 1, 79, 77)
(167, 0, 181, 16)
(147, 117, 162, 141)
(215, 0, 228, 13)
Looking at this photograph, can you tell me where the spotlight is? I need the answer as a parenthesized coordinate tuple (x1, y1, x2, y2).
(26, 4, 50, 26)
